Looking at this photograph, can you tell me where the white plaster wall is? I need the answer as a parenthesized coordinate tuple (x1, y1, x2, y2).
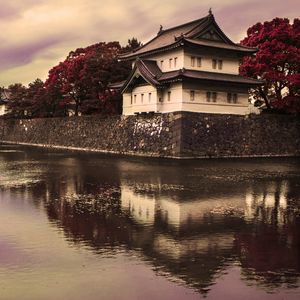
(182, 89, 250, 115)
(147, 49, 184, 72)
(123, 82, 251, 115)
(123, 93, 133, 115)
(123, 85, 158, 115)
(157, 82, 183, 113)
(184, 52, 240, 74)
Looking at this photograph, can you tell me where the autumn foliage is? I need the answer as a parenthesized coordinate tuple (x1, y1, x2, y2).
(240, 18, 300, 114)
(5, 39, 141, 118)
(45, 41, 133, 116)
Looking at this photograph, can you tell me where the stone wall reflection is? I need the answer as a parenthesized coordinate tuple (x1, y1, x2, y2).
(1, 146, 299, 293)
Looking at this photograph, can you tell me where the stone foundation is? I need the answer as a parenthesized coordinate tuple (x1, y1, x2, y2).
(0, 112, 299, 158)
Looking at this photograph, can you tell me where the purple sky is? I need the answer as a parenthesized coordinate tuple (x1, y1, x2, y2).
(0, 0, 299, 86)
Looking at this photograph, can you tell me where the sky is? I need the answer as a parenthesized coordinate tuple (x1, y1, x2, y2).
(0, 0, 299, 87)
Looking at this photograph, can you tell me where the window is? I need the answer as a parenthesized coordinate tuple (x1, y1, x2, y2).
(212, 59, 217, 69)
(213, 59, 223, 70)
(206, 91, 211, 102)
(190, 90, 195, 101)
(130, 95, 133, 105)
(167, 91, 171, 101)
(159, 97, 163, 102)
(148, 93, 152, 102)
(174, 57, 177, 68)
(160, 60, 164, 68)
(197, 57, 202, 67)
(218, 60, 223, 70)
(227, 93, 232, 103)
(169, 58, 173, 68)
(134, 94, 137, 104)
(141, 93, 144, 103)
(212, 92, 217, 102)
(228, 93, 238, 103)
(191, 56, 195, 67)
(233, 93, 238, 103)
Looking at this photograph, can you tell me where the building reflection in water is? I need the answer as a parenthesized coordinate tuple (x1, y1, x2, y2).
(1, 148, 299, 294)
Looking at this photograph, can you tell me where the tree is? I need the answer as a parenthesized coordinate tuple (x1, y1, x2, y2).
(122, 37, 143, 53)
(6, 83, 28, 118)
(45, 41, 133, 116)
(26, 79, 48, 117)
(240, 18, 300, 113)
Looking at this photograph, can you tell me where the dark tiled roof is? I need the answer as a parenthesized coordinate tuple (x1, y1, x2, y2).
(159, 69, 264, 85)
(184, 38, 257, 53)
(119, 13, 256, 60)
(120, 59, 263, 93)
(119, 17, 207, 60)
(136, 60, 162, 84)
(121, 60, 162, 93)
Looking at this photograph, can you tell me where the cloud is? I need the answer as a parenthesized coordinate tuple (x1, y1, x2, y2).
(0, 3, 21, 20)
(0, 0, 299, 86)
(0, 36, 71, 70)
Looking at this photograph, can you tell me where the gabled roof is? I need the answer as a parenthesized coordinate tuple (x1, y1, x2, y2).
(119, 13, 256, 60)
(121, 59, 264, 93)
(121, 60, 162, 93)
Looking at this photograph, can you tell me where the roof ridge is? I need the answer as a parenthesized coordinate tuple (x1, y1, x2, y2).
(119, 14, 211, 58)
(138, 60, 158, 78)
(159, 14, 210, 35)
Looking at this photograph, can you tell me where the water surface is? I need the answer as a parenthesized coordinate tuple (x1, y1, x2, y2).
(0, 144, 300, 300)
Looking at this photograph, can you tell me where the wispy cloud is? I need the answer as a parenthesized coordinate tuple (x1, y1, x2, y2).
(0, 0, 298, 86)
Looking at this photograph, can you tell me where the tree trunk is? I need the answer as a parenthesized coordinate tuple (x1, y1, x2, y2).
(75, 101, 79, 116)
(258, 86, 271, 109)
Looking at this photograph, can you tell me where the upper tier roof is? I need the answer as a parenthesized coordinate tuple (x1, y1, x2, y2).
(119, 13, 256, 60)
(121, 59, 264, 93)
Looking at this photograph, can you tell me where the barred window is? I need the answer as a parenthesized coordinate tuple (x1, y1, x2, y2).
(212, 92, 217, 102)
(206, 91, 211, 102)
(227, 93, 232, 103)
(167, 91, 171, 101)
(233, 93, 238, 103)
(197, 57, 202, 67)
(218, 60, 223, 69)
(191, 57, 195, 67)
(190, 90, 195, 101)
(212, 59, 217, 69)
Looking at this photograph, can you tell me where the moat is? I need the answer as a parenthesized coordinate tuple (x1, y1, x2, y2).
(0, 143, 300, 300)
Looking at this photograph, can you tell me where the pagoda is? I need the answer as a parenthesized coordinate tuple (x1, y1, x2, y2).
(118, 10, 263, 115)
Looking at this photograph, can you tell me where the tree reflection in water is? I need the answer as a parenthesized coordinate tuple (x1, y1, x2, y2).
(1, 145, 300, 296)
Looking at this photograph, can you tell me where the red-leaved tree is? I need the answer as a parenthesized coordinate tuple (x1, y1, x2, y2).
(240, 18, 300, 114)
(45, 41, 132, 116)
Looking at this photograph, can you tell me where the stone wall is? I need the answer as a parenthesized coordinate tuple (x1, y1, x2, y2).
(0, 114, 181, 157)
(0, 112, 299, 158)
(179, 112, 300, 157)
